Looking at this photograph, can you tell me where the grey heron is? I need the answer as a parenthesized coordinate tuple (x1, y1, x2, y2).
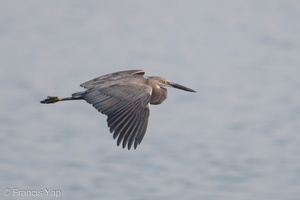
(41, 70, 196, 150)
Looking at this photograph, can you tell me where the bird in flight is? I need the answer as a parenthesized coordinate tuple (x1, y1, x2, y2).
(41, 70, 196, 150)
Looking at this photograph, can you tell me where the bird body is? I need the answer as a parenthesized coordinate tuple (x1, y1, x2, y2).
(41, 70, 196, 150)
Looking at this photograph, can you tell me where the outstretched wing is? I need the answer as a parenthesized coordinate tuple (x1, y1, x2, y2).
(79, 78, 152, 150)
(80, 70, 145, 89)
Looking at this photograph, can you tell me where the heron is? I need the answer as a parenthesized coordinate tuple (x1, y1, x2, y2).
(41, 70, 196, 150)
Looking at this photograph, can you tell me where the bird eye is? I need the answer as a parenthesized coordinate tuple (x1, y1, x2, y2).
(164, 80, 169, 84)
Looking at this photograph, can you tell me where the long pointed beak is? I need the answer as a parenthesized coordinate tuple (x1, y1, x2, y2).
(169, 82, 197, 92)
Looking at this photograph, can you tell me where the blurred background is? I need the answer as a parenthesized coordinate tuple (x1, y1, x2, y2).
(1, 0, 300, 199)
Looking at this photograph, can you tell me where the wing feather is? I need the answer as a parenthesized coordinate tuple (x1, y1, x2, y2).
(80, 70, 145, 89)
(76, 77, 152, 149)
(134, 104, 150, 148)
(122, 109, 140, 149)
(113, 106, 136, 143)
(128, 110, 144, 149)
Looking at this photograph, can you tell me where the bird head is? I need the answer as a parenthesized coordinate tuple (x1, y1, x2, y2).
(149, 77, 196, 92)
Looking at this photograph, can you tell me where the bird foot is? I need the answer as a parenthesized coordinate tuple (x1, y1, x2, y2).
(40, 96, 62, 104)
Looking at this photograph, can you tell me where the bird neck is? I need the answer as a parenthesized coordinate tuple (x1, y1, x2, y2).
(150, 86, 167, 105)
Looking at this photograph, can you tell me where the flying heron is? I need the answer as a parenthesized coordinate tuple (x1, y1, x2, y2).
(41, 70, 196, 150)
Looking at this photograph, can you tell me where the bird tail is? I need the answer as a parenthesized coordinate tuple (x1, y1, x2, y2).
(72, 91, 85, 98)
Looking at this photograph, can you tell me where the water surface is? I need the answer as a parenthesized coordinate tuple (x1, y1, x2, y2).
(1, 1, 300, 200)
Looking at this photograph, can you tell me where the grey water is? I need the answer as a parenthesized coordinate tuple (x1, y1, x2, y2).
(1, 1, 300, 200)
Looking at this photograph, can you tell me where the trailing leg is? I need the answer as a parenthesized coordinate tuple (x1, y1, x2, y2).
(40, 96, 83, 104)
